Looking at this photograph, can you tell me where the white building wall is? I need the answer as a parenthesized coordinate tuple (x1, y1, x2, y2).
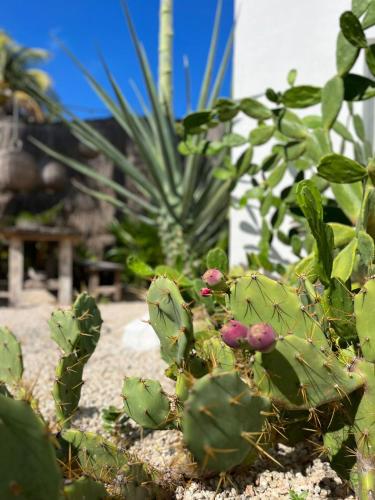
(230, 0, 353, 267)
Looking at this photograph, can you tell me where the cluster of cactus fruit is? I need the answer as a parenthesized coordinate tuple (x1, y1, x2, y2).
(0, 293, 170, 499)
(142, 265, 375, 497)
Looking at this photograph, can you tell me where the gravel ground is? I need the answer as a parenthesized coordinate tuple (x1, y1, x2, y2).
(0, 295, 356, 499)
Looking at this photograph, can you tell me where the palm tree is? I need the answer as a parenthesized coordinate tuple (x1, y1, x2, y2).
(0, 31, 52, 122)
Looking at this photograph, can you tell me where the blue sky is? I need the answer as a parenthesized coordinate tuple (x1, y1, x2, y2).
(2, 0, 233, 118)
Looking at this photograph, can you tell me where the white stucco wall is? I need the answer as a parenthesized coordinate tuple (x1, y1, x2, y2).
(230, 0, 353, 267)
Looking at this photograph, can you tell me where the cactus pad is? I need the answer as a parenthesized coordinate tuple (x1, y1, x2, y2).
(183, 371, 270, 472)
(0, 327, 23, 386)
(148, 277, 193, 365)
(53, 352, 86, 427)
(122, 377, 171, 429)
(0, 395, 61, 500)
(64, 477, 106, 499)
(61, 429, 127, 482)
(251, 336, 363, 409)
(49, 292, 102, 357)
(230, 274, 328, 348)
(354, 278, 375, 362)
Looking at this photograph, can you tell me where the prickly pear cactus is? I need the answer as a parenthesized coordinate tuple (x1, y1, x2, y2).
(0, 326, 23, 386)
(0, 394, 61, 500)
(64, 477, 106, 500)
(122, 377, 172, 429)
(147, 277, 193, 365)
(183, 371, 271, 472)
(50, 292, 102, 428)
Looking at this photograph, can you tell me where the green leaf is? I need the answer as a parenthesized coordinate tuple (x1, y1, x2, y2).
(277, 109, 307, 139)
(239, 98, 272, 120)
(333, 121, 354, 142)
(317, 153, 367, 184)
(302, 115, 322, 129)
(283, 141, 306, 161)
(322, 76, 344, 129)
(332, 238, 358, 282)
(267, 162, 287, 188)
(352, 0, 371, 16)
(296, 180, 334, 285)
(329, 223, 356, 248)
(366, 44, 375, 76)
(340, 11, 367, 48)
(353, 113, 366, 141)
(336, 32, 360, 76)
(282, 85, 321, 108)
(154, 265, 193, 287)
(331, 183, 362, 226)
(222, 133, 247, 147)
(127, 255, 154, 278)
(183, 110, 212, 131)
(287, 68, 297, 87)
(206, 247, 228, 273)
(249, 124, 275, 146)
(363, 0, 375, 28)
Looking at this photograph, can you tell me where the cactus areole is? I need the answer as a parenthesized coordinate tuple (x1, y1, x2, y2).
(247, 323, 277, 353)
(220, 320, 249, 348)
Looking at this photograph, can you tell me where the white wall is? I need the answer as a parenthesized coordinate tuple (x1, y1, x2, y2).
(230, 0, 352, 267)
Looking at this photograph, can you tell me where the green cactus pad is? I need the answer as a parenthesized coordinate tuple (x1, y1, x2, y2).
(64, 477, 107, 499)
(121, 462, 171, 500)
(53, 352, 86, 427)
(122, 377, 171, 429)
(196, 336, 236, 371)
(183, 371, 270, 472)
(0, 395, 61, 500)
(49, 292, 102, 358)
(72, 292, 102, 358)
(252, 336, 363, 410)
(0, 327, 23, 386)
(354, 278, 375, 362)
(230, 274, 328, 348)
(61, 429, 128, 483)
(148, 277, 193, 365)
(352, 360, 375, 460)
(49, 309, 81, 354)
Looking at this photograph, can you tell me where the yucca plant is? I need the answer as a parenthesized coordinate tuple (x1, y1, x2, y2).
(30, 0, 235, 270)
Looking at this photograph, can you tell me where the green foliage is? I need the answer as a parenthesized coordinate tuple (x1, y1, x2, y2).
(30, 1, 233, 269)
(317, 153, 368, 183)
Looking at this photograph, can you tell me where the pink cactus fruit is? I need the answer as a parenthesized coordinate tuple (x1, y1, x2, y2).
(200, 287, 213, 297)
(247, 322, 277, 353)
(220, 320, 249, 348)
(202, 268, 224, 288)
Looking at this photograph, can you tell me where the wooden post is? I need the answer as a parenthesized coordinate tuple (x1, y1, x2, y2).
(58, 239, 73, 306)
(114, 269, 122, 301)
(8, 237, 24, 306)
(88, 270, 100, 299)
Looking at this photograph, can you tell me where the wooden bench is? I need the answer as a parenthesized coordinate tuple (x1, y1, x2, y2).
(79, 260, 123, 301)
(0, 226, 80, 306)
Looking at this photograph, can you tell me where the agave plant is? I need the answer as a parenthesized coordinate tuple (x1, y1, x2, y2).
(0, 31, 52, 122)
(29, 0, 236, 270)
